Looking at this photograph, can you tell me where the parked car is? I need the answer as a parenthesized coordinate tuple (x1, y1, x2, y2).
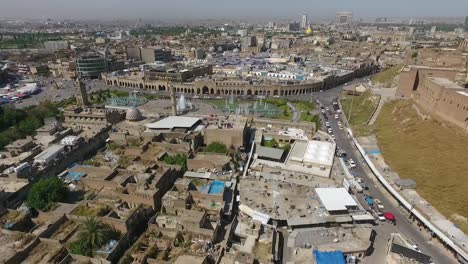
(377, 212, 386, 221)
(334, 114, 339, 119)
(327, 128, 333, 134)
(349, 159, 356, 168)
(325, 121, 330, 127)
(374, 199, 385, 210)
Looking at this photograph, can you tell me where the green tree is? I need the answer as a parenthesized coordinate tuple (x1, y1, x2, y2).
(26, 177, 68, 210)
(205, 142, 228, 153)
(163, 154, 188, 172)
(69, 217, 117, 256)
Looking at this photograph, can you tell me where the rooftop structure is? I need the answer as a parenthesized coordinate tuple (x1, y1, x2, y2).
(255, 146, 284, 161)
(145, 116, 202, 131)
(315, 188, 358, 214)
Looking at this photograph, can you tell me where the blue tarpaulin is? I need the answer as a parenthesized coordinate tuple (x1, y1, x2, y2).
(313, 250, 346, 264)
(366, 196, 374, 206)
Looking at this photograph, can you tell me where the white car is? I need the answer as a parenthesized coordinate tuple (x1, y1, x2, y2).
(349, 159, 356, 168)
(334, 114, 339, 119)
(331, 134, 335, 139)
(327, 128, 333, 134)
(325, 122, 330, 127)
(377, 212, 386, 221)
(337, 109, 342, 113)
(325, 107, 330, 111)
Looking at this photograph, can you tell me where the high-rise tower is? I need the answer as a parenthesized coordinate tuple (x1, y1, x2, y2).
(301, 14, 308, 29)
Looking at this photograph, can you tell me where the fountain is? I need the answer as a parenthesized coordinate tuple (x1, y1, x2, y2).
(177, 93, 194, 113)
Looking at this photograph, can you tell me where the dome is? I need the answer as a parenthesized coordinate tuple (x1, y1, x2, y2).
(126, 107, 143, 121)
(305, 26, 313, 35)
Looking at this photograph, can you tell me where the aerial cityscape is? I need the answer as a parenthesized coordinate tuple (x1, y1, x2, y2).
(0, 1, 468, 264)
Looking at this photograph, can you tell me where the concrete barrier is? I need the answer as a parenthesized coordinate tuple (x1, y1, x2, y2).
(346, 127, 468, 262)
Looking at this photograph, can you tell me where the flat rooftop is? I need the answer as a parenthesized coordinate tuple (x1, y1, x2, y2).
(315, 188, 358, 212)
(145, 116, 201, 130)
(0, 179, 29, 192)
(288, 140, 336, 167)
(429, 77, 463, 90)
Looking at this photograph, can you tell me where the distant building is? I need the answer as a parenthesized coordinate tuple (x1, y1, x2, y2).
(44, 41, 69, 51)
(335, 11, 353, 24)
(301, 14, 308, 29)
(76, 53, 107, 79)
(241, 36, 257, 49)
(288, 22, 301, 32)
(430, 26, 437, 37)
(126, 47, 142, 61)
(409, 18, 425, 25)
(141, 47, 172, 63)
(237, 29, 248, 37)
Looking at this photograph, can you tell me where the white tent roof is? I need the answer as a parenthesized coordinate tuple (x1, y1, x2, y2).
(303, 140, 335, 166)
(315, 188, 357, 212)
(145, 116, 201, 130)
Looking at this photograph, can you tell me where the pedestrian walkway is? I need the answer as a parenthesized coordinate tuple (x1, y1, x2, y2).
(368, 87, 397, 125)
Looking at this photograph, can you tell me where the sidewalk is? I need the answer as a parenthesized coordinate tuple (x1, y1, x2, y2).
(358, 135, 468, 252)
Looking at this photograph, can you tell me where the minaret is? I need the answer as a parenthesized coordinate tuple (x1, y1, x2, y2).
(75, 77, 90, 107)
(170, 86, 177, 116)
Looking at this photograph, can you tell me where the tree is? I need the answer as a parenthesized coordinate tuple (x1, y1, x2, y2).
(69, 217, 117, 256)
(163, 154, 188, 172)
(26, 177, 68, 210)
(205, 142, 228, 153)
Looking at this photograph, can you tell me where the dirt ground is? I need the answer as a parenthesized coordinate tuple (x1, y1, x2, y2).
(374, 100, 468, 233)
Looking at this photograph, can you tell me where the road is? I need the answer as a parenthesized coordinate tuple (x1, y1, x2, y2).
(287, 102, 300, 123)
(317, 95, 456, 263)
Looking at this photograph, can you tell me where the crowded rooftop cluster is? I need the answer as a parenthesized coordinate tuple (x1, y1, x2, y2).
(0, 8, 467, 264)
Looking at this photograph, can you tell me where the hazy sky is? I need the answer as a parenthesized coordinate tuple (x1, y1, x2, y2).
(1, 0, 467, 20)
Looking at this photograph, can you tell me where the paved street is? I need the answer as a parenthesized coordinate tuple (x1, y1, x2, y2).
(287, 102, 300, 122)
(316, 90, 456, 263)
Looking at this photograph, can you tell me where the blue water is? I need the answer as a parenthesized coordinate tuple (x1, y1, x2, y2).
(366, 150, 381, 155)
(200, 180, 225, 195)
(209, 180, 225, 194)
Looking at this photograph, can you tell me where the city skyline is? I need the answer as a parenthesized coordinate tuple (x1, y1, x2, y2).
(1, 0, 468, 20)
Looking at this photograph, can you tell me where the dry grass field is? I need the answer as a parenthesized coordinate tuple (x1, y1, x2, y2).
(375, 100, 468, 233)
